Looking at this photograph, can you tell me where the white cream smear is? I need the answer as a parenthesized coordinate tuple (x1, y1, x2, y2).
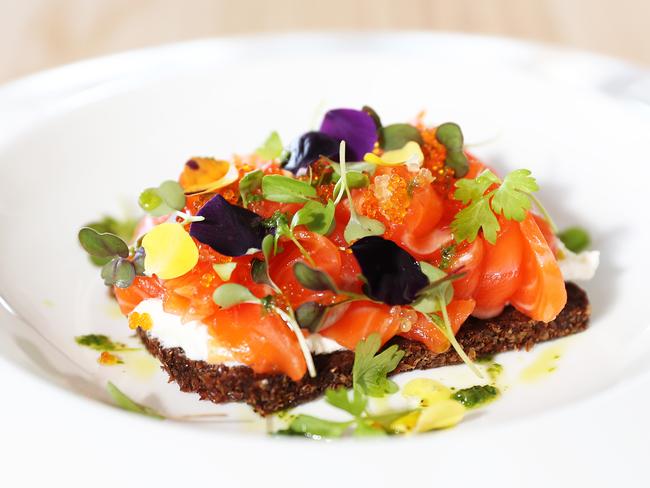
(131, 298, 345, 364)
(556, 241, 600, 281)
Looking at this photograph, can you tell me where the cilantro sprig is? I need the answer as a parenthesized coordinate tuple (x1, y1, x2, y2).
(451, 168, 553, 244)
(278, 333, 410, 438)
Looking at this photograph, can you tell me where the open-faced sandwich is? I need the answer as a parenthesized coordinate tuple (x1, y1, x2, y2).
(78, 107, 598, 431)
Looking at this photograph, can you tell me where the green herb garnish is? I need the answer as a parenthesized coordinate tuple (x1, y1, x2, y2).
(212, 283, 261, 308)
(352, 333, 404, 397)
(256, 131, 284, 160)
(239, 169, 264, 207)
(107, 382, 164, 419)
(75, 334, 138, 352)
(138, 180, 186, 217)
(290, 200, 335, 235)
(451, 168, 552, 244)
(451, 385, 499, 408)
(380, 123, 423, 151)
(333, 141, 385, 243)
(435, 122, 469, 177)
(558, 226, 591, 253)
(262, 174, 318, 203)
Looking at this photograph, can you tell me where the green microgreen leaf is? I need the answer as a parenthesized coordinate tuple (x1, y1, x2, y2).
(212, 262, 237, 281)
(262, 174, 318, 203)
(106, 382, 164, 419)
(250, 258, 270, 286)
(380, 123, 423, 151)
(410, 262, 455, 313)
(325, 387, 367, 417)
(293, 262, 340, 293)
(290, 200, 335, 235)
(344, 214, 386, 243)
(435, 122, 469, 177)
(352, 333, 404, 397)
(491, 169, 539, 221)
(78, 227, 129, 259)
(132, 247, 146, 275)
(100, 257, 136, 288)
(278, 414, 351, 439)
(362, 105, 382, 130)
(212, 283, 260, 308)
(329, 160, 378, 176)
(256, 131, 284, 160)
(139, 180, 186, 217)
(84, 216, 138, 266)
(75, 334, 137, 352)
(294, 301, 327, 332)
(558, 226, 591, 253)
(239, 169, 264, 207)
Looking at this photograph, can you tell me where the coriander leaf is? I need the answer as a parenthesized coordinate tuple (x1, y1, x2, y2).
(291, 200, 335, 235)
(212, 283, 261, 308)
(279, 414, 351, 438)
(352, 333, 404, 397)
(78, 227, 129, 259)
(354, 420, 387, 437)
(106, 382, 164, 419)
(325, 387, 367, 417)
(558, 226, 591, 253)
(491, 169, 538, 221)
(262, 174, 318, 203)
(451, 197, 500, 244)
(256, 131, 283, 160)
(453, 170, 499, 205)
(239, 169, 264, 207)
(75, 334, 136, 352)
(293, 262, 339, 293)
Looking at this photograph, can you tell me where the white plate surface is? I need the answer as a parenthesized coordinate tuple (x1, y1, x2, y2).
(1, 32, 649, 488)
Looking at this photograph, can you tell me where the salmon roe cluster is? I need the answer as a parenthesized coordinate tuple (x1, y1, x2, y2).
(420, 128, 456, 192)
(371, 173, 411, 223)
(128, 311, 153, 331)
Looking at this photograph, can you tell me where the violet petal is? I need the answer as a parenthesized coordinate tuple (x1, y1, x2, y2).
(189, 195, 268, 256)
(320, 108, 378, 161)
(351, 236, 429, 305)
(284, 131, 340, 174)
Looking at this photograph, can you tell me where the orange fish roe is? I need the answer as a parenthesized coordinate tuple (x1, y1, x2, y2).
(420, 128, 456, 192)
(371, 172, 410, 223)
(128, 311, 153, 331)
(98, 351, 122, 366)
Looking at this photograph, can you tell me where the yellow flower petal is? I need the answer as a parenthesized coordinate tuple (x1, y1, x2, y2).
(142, 223, 199, 279)
(403, 378, 452, 406)
(414, 400, 465, 432)
(363, 141, 424, 170)
(180, 157, 240, 195)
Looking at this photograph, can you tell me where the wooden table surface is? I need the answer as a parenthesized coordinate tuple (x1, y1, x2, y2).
(1, 0, 649, 83)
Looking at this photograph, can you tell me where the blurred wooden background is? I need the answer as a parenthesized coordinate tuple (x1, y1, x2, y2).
(1, 0, 649, 83)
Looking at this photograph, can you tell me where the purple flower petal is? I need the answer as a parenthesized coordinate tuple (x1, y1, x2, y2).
(189, 195, 268, 256)
(284, 131, 340, 174)
(320, 108, 378, 161)
(351, 236, 429, 305)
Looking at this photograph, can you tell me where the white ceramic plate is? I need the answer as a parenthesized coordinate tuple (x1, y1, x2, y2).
(1, 33, 649, 488)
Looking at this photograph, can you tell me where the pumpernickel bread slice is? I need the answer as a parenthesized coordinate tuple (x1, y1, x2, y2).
(138, 282, 590, 415)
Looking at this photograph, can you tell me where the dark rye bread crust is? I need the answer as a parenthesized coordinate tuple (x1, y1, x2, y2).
(138, 282, 590, 415)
